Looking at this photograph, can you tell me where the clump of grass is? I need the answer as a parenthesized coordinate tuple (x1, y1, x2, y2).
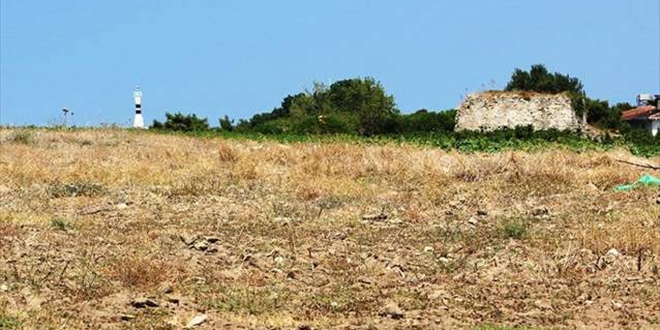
(48, 181, 107, 198)
(206, 287, 289, 315)
(8, 130, 32, 144)
(500, 218, 528, 240)
(0, 314, 22, 329)
(50, 217, 73, 231)
(106, 256, 169, 290)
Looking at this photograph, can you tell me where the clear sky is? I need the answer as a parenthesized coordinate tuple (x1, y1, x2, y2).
(1, 0, 659, 127)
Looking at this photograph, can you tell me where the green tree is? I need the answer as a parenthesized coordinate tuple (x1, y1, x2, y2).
(327, 77, 400, 135)
(505, 64, 584, 95)
(219, 115, 234, 131)
(401, 109, 456, 133)
(151, 112, 210, 132)
(505, 64, 587, 118)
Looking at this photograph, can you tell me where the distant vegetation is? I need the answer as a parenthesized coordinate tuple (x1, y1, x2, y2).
(148, 64, 660, 156)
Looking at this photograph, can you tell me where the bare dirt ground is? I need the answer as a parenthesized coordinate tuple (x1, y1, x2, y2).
(1, 129, 659, 330)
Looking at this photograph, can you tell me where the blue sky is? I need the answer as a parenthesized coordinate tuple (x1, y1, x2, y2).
(1, 0, 659, 126)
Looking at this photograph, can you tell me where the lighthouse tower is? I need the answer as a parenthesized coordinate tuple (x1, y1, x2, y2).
(133, 86, 145, 129)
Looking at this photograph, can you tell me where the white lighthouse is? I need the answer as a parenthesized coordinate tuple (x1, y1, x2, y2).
(133, 86, 145, 129)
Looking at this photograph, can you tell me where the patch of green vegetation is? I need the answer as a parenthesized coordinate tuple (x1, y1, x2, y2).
(48, 181, 107, 198)
(0, 314, 22, 329)
(50, 217, 73, 231)
(500, 219, 528, 240)
(205, 287, 289, 315)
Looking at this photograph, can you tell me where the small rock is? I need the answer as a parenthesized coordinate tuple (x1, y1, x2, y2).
(0, 284, 8, 292)
(534, 299, 553, 310)
(116, 203, 128, 210)
(438, 257, 450, 264)
(423, 246, 434, 253)
(131, 297, 159, 308)
(379, 301, 404, 319)
(612, 301, 623, 310)
(192, 240, 209, 251)
(204, 236, 220, 243)
(179, 233, 199, 246)
(606, 248, 620, 258)
(298, 325, 312, 330)
(166, 295, 182, 305)
(467, 217, 479, 226)
(184, 314, 208, 328)
(531, 206, 550, 217)
(119, 314, 135, 321)
(477, 209, 488, 216)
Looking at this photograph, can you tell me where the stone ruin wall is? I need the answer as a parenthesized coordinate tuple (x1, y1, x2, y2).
(455, 91, 585, 131)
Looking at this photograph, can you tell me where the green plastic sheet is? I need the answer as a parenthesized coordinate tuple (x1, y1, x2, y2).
(614, 174, 660, 191)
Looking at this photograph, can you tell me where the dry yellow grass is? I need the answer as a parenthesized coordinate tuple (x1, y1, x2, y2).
(1, 128, 659, 329)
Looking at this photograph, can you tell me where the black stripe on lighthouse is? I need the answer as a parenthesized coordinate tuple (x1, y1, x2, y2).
(135, 103, 142, 114)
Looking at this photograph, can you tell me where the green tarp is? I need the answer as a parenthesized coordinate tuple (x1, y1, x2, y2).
(614, 174, 660, 191)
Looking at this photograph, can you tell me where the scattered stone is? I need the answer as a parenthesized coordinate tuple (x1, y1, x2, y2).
(119, 314, 135, 321)
(531, 206, 550, 217)
(606, 248, 620, 258)
(0, 284, 8, 292)
(438, 257, 450, 264)
(298, 325, 312, 330)
(180, 233, 199, 246)
(159, 282, 174, 294)
(192, 240, 209, 251)
(131, 297, 159, 308)
(612, 301, 623, 310)
(184, 314, 208, 328)
(116, 203, 128, 210)
(379, 301, 404, 319)
(477, 209, 488, 216)
(166, 295, 182, 305)
(467, 217, 479, 226)
(204, 236, 220, 243)
(534, 299, 553, 310)
(423, 246, 434, 253)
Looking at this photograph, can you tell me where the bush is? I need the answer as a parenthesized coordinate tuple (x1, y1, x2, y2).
(219, 115, 234, 131)
(401, 109, 456, 134)
(151, 112, 210, 132)
(500, 219, 527, 240)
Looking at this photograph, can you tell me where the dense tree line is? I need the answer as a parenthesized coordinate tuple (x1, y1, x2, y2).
(149, 65, 654, 147)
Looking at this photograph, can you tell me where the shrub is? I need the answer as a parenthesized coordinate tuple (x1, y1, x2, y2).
(151, 112, 210, 132)
(51, 217, 72, 231)
(500, 219, 527, 240)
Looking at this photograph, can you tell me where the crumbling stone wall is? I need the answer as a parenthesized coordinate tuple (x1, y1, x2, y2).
(455, 91, 585, 131)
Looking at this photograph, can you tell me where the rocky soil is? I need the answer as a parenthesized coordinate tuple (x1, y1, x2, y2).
(1, 129, 659, 329)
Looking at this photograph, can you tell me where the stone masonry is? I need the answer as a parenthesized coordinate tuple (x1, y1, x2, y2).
(455, 91, 585, 131)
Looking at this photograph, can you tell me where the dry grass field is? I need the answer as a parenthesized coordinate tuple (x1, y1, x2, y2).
(1, 128, 660, 330)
